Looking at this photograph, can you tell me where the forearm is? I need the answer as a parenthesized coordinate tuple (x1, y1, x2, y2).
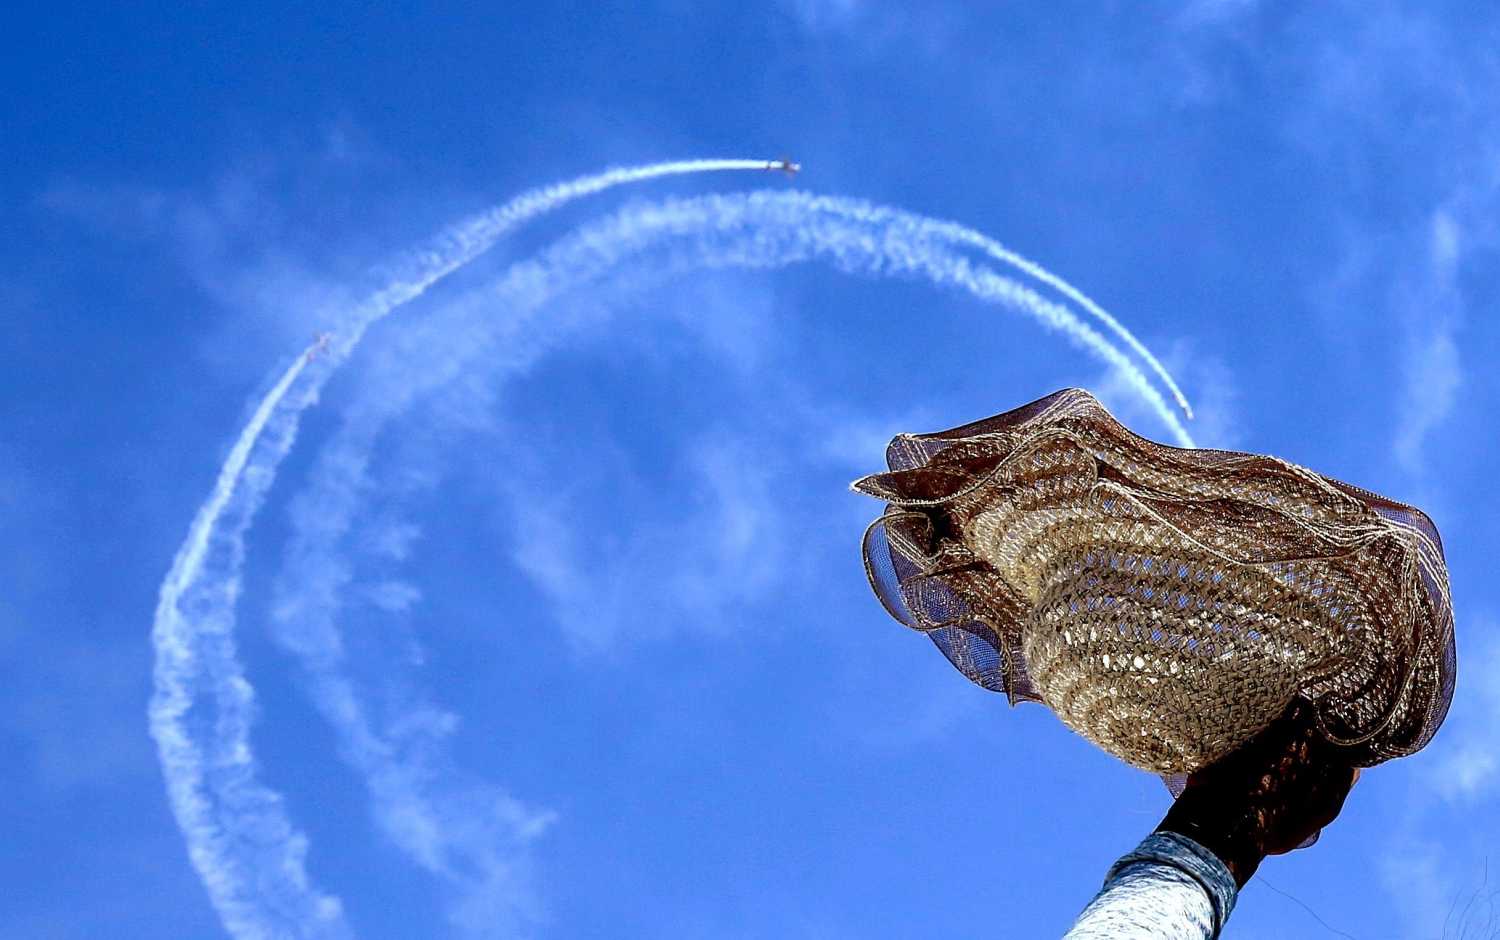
(1156, 793, 1268, 889)
(1063, 832, 1239, 940)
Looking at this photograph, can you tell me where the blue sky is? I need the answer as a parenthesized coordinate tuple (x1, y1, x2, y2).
(4, 2, 1499, 937)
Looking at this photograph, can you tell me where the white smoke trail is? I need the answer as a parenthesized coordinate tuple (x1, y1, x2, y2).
(801, 198, 1196, 420)
(153, 166, 1195, 939)
(324, 159, 791, 362)
(148, 349, 350, 939)
(149, 160, 784, 940)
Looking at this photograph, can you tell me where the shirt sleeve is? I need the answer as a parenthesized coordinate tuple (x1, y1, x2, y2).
(1062, 831, 1239, 940)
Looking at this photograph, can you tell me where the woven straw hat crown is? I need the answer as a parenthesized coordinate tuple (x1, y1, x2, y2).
(854, 388, 1455, 774)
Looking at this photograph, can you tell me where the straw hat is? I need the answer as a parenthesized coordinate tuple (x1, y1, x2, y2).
(853, 388, 1455, 774)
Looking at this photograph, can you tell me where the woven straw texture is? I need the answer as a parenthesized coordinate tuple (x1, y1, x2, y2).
(854, 388, 1455, 774)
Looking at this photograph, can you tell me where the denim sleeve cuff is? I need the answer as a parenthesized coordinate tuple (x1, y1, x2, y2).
(1105, 831, 1239, 937)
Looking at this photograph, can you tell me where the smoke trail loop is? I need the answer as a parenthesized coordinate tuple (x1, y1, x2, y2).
(151, 163, 1194, 939)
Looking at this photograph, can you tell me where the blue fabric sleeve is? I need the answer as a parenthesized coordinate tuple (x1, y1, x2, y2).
(1062, 831, 1239, 939)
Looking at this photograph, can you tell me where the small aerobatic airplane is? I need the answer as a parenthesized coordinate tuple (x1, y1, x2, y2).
(307, 332, 333, 362)
(767, 157, 801, 177)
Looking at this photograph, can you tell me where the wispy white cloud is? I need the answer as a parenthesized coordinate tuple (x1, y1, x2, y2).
(309, 679, 558, 936)
(1392, 209, 1466, 474)
(1176, 0, 1259, 28)
(784, 0, 863, 34)
(1378, 837, 1453, 940)
(363, 579, 424, 613)
(777, 0, 957, 57)
(358, 517, 425, 562)
(1379, 826, 1500, 940)
(1429, 744, 1498, 803)
(1265, 4, 1499, 478)
(1424, 617, 1500, 804)
(1374, 615, 1500, 940)
(657, 272, 784, 375)
(502, 428, 792, 651)
(804, 403, 942, 475)
(1165, 2, 1495, 481)
(0, 445, 51, 656)
(7, 642, 157, 794)
(37, 165, 359, 377)
(1166, 0, 1264, 106)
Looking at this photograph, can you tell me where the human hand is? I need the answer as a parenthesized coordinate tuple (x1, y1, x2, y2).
(1156, 699, 1361, 887)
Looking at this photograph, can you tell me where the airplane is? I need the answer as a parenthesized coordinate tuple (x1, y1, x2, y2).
(307, 332, 333, 362)
(767, 157, 801, 177)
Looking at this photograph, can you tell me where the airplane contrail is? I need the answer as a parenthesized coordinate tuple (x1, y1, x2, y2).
(149, 158, 789, 940)
(800, 198, 1196, 420)
(324, 159, 796, 360)
(152, 165, 1195, 939)
(766, 191, 1195, 444)
(148, 347, 349, 939)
